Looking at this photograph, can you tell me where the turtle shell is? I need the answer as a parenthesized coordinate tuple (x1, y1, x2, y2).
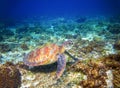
(24, 44, 65, 66)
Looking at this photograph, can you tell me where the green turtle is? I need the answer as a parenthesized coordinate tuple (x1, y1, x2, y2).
(23, 41, 77, 79)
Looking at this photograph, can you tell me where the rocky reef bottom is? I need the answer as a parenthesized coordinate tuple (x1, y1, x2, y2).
(0, 16, 120, 88)
(69, 53, 120, 88)
(0, 53, 119, 88)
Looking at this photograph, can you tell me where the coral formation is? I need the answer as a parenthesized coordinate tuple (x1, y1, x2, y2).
(0, 36, 3, 42)
(68, 39, 105, 60)
(69, 59, 107, 88)
(0, 43, 11, 53)
(109, 15, 120, 23)
(100, 54, 120, 88)
(20, 43, 29, 50)
(0, 29, 14, 37)
(107, 23, 120, 34)
(0, 16, 120, 87)
(68, 53, 120, 88)
(0, 62, 21, 88)
(113, 40, 120, 50)
(0, 28, 14, 42)
(16, 26, 30, 34)
(16, 25, 43, 35)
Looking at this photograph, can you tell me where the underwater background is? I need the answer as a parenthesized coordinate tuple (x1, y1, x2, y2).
(0, 0, 120, 88)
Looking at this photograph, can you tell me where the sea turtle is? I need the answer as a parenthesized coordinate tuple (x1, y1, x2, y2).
(23, 41, 76, 79)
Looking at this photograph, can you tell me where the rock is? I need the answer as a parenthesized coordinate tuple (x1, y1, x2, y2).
(0, 62, 21, 88)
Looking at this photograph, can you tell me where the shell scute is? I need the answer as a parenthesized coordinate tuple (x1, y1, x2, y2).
(24, 44, 65, 66)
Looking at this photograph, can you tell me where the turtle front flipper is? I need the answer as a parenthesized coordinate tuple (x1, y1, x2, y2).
(64, 50, 78, 61)
(56, 53, 66, 79)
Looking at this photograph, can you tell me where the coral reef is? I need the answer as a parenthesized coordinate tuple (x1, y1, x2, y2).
(101, 54, 120, 88)
(0, 54, 3, 63)
(0, 62, 21, 88)
(16, 25, 44, 35)
(113, 40, 120, 50)
(68, 39, 105, 60)
(20, 43, 29, 50)
(0, 36, 3, 42)
(69, 59, 107, 88)
(0, 28, 14, 42)
(80, 41, 104, 54)
(107, 23, 120, 34)
(113, 69, 120, 87)
(0, 16, 120, 88)
(0, 43, 11, 53)
(16, 26, 30, 34)
(68, 53, 120, 88)
(109, 15, 120, 23)
(0, 29, 14, 37)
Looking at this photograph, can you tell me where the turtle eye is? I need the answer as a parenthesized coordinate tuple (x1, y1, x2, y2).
(63, 40, 73, 46)
(62, 40, 73, 50)
(68, 40, 73, 45)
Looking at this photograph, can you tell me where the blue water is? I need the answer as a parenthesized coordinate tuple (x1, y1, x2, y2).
(0, 0, 120, 24)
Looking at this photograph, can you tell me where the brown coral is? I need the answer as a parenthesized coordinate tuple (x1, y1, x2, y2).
(113, 70, 120, 87)
(68, 53, 120, 88)
(69, 59, 107, 88)
(20, 43, 29, 50)
(101, 54, 120, 88)
(0, 62, 21, 88)
(68, 40, 105, 59)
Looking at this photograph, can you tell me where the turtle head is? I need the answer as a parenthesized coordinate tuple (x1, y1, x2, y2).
(59, 40, 73, 53)
(61, 40, 73, 50)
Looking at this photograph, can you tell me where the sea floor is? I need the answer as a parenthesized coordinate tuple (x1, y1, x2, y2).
(0, 16, 120, 88)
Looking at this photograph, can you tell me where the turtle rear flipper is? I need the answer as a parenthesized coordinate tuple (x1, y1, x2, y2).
(56, 53, 66, 79)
